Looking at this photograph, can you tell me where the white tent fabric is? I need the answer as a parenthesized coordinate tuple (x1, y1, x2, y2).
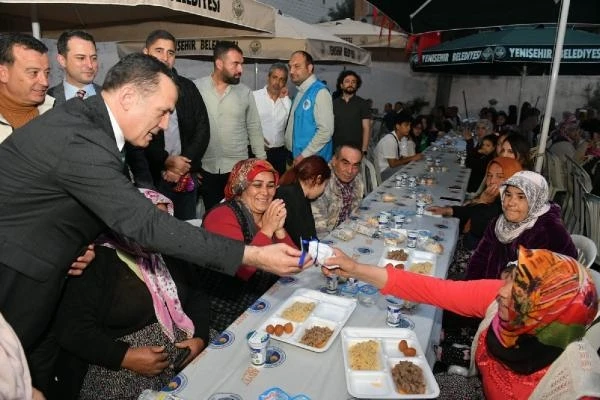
(316, 18, 407, 49)
(0, 0, 276, 40)
(117, 13, 371, 66)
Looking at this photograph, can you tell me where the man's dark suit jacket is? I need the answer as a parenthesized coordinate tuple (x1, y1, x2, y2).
(48, 82, 155, 188)
(0, 95, 244, 283)
(47, 82, 103, 105)
(144, 70, 210, 183)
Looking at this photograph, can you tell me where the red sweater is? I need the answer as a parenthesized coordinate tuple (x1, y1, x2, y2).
(380, 266, 552, 400)
(203, 205, 297, 280)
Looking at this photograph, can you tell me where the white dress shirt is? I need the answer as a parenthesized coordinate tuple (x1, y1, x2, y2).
(252, 86, 291, 148)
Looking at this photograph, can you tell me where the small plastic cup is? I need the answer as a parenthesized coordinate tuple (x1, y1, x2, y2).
(407, 231, 418, 248)
(385, 296, 403, 327)
(358, 284, 378, 307)
(247, 330, 270, 366)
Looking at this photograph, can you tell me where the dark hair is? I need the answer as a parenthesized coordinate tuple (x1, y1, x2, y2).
(333, 143, 363, 159)
(394, 111, 412, 126)
(279, 155, 331, 186)
(102, 53, 176, 95)
(213, 41, 243, 62)
(481, 134, 499, 147)
(291, 50, 314, 66)
(57, 30, 96, 55)
(145, 29, 176, 49)
(503, 133, 531, 169)
(336, 70, 362, 90)
(0, 33, 47, 65)
(268, 62, 288, 77)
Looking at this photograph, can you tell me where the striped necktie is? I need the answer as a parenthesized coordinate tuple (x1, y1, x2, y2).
(76, 89, 86, 99)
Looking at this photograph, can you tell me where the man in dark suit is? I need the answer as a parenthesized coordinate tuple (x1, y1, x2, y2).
(47, 30, 101, 102)
(47, 30, 154, 189)
(0, 53, 305, 392)
(142, 30, 210, 220)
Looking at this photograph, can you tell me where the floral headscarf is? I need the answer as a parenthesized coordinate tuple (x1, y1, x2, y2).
(96, 189, 194, 341)
(492, 246, 598, 349)
(224, 159, 279, 201)
(495, 171, 551, 244)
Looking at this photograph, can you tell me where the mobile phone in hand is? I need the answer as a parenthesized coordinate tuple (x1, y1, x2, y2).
(173, 347, 191, 373)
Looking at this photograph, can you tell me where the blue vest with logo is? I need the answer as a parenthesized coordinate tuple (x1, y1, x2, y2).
(292, 80, 333, 162)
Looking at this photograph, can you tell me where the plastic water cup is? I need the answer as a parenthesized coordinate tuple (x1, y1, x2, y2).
(358, 284, 378, 307)
(386, 296, 403, 327)
(247, 330, 270, 366)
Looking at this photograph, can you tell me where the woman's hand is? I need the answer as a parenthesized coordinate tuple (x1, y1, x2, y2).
(260, 199, 287, 238)
(174, 338, 205, 369)
(426, 206, 452, 216)
(477, 183, 500, 204)
(121, 346, 169, 377)
(322, 248, 359, 279)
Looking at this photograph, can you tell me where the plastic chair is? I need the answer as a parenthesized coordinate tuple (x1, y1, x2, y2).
(571, 234, 597, 269)
(361, 158, 381, 195)
(546, 152, 566, 201)
(584, 193, 600, 265)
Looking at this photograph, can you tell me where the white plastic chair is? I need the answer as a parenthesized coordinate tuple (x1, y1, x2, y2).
(584, 193, 600, 265)
(361, 158, 381, 195)
(571, 234, 597, 269)
(546, 152, 566, 201)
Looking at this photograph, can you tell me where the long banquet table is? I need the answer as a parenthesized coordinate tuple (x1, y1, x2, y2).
(160, 141, 471, 399)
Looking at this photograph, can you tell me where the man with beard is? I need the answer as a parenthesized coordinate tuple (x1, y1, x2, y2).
(194, 41, 265, 211)
(253, 63, 291, 175)
(48, 30, 100, 103)
(285, 51, 334, 165)
(332, 70, 371, 153)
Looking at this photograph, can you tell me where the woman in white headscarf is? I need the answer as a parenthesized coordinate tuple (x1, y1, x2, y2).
(465, 171, 577, 280)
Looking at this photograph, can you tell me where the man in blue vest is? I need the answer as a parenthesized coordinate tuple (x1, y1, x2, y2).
(284, 51, 334, 165)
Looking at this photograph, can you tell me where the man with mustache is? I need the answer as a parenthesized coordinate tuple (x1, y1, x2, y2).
(194, 41, 266, 211)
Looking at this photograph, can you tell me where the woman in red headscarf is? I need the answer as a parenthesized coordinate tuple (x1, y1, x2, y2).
(200, 159, 297, 333)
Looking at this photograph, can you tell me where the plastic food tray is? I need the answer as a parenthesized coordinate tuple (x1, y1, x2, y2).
(377, 247, 437, 275)
(258, 288, 357, 353)
(341, 327, 440, 399)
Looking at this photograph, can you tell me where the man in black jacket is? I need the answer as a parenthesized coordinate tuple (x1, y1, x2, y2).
(143, 30, 210, 219)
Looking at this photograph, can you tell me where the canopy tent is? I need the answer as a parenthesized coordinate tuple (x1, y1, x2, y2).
(117, 13, 371, 66)
(316, 18, 407, 49)
(411, 26, 600, 76)
(367, 0, 600, 172)
(367, 0, 600, 34)
(0, 0, 276, 39)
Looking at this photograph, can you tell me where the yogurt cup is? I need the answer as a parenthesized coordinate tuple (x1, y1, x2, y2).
(385, 296, 403, 327)
(247, 330, 270, 366)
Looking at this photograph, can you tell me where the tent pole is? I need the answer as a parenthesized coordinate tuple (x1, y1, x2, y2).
(31, 4, 40, 39)
(254, 62, 258, 91)
(536, 0, 570, 173)
(516, 65, 526, 125)
(409, 0, 433, 32)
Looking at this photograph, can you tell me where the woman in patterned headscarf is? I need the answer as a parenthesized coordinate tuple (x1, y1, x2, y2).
(465, 171, 577, 280)
(52, 189, 208, 400)
(201, 159, 297, 333)
(324, 246, 599, 400)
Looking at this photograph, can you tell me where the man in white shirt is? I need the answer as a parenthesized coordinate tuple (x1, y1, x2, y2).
(253, 63, 291, 175)
(194, 41, 266, 210)
(47, 30, 101, 103)
(375, 111, 423, 175)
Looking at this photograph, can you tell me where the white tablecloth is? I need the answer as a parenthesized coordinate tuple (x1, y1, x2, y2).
(160, 147, 471, 400)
